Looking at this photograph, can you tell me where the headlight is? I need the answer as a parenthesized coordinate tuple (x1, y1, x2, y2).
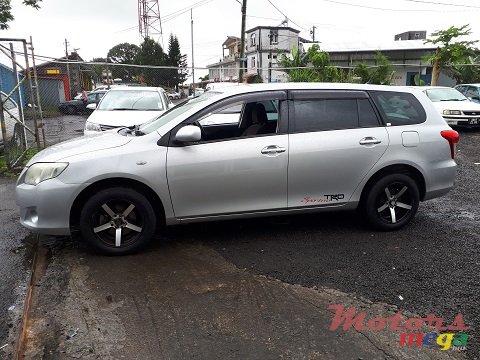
(85, 121, 101, 132)
(24, 163, 68, 186)
(443, 110, 462, 115)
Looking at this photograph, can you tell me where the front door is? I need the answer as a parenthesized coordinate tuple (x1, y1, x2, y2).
(166, 93, 288, 219)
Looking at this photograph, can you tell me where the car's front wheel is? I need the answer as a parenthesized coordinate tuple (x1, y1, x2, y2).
(363, 174, 419, 231)
(79, 187, 157, 255)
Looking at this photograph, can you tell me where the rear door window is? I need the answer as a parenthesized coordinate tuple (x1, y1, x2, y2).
(368, 91, 426, 126)
(293, 99, 358, 132)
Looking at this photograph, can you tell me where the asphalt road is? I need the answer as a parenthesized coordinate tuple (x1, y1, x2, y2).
(198, 129, 480, 358)
(2, 128, 479, 359)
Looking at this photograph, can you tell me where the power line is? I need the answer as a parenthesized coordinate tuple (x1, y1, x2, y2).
(113, 0, 214, 35)
(265, 0, 309, 31)
(401, 0, 480, 9)
(318, 0, 476, 12)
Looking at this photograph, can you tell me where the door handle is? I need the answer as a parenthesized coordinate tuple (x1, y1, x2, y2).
(261, 145, 286, 155)
(359, 137, 382, 145)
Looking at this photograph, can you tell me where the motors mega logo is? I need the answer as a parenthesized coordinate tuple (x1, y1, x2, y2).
(328, 305, 469, 351)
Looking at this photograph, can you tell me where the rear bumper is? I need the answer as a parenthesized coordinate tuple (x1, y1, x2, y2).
(422, 159, 457, 201)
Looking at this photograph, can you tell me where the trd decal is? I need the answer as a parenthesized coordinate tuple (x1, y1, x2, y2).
(301, 194, 345, 204)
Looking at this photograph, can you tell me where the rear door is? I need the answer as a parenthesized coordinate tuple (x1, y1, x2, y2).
(287, 90, 389, 208)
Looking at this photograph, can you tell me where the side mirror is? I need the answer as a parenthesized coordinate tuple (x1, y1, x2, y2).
(174, 125, 201, 143)
(86, 103, 97, 110)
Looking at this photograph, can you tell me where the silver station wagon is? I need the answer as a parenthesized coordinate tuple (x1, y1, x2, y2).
(16, 83, 459, 254)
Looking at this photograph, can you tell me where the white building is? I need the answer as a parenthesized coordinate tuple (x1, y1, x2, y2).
(207, 36, 241, 82)
(245, 26, 301, 83)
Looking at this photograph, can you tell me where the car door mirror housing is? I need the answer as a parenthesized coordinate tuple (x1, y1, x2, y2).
(175, 125, 202, 143)
(86, 103, 97, 110)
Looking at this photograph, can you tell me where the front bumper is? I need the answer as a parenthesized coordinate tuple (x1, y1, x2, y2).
(16, 177, 86, 236)
(443, 116, 480, 127)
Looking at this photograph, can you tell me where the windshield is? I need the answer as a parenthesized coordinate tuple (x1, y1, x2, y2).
(424, 88, 467, 102)
(139, 91, 220, 134)
(97, 90, 164, 111)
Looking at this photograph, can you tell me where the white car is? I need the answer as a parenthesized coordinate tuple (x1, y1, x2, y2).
(168, 92, 180, 100)
(84, 87, 173, 136)
(0, 92, 19, 146)
(205, 82, 239, 92)
(422, 86, 480, 128)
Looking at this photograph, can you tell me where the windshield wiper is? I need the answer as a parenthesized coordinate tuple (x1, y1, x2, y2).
(110, 108, 137, 110)
(440, 99, 464, 101)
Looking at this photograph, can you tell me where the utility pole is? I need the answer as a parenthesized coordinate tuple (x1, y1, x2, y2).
(310, 26, 316, 42)
(191, 8, 195, 94)
(268, 31, 273, 83)
(64, 39, 72, 100)
(239, 0, 247, 83)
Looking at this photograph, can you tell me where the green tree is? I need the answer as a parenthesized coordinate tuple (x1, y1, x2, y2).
(354, 52, 394, 85)
(450, 56, 480, 84)
(166, 34, 188, 90)
(0, 0, 41, 29)
(107, 43, 140, 81)
(90, 57, 108, 84)
(278, 47, 314, 82)
(278, 44, 345, 82)
(424, 24, 478, 86)
(135, 38, 168, 87)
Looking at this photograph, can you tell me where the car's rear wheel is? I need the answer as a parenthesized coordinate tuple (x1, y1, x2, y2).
(363, 174, 419, 231)
(79, 187, 156, 255)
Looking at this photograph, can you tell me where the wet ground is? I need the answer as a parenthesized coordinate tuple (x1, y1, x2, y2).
(0, 177, 31, 357)
(2, 129, 479, 359)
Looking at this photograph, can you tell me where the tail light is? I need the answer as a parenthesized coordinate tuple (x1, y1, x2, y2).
(441, 130, 460, 159)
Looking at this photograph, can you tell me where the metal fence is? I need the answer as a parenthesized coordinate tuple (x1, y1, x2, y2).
(3, 45, 480, 167)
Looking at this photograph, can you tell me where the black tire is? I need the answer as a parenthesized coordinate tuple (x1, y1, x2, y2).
(66, 106, 76, 115)
(363, 173, 419, 231)
(79, 187, 157, 255)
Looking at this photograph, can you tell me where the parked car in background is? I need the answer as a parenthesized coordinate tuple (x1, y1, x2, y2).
(0, 91, 19, 147)
(17, 83, 458, 255)
(168, 91, 180, 100)
(454, 84, 480, 104)
(205, 82, 239, 92)
(422, 86, 480, 127)
(58, 90, 107, 115)
(84, 86, 173, 135)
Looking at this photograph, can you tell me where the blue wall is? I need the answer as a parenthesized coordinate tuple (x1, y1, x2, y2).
(0, 64, 25, 106)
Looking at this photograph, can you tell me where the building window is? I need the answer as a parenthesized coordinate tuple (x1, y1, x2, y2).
(251, 57, 256, 68)
(269, 31, 278, 45)
(250, 33, 256, 47)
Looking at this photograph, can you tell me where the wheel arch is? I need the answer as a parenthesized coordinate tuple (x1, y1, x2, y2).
(359, 164, 426, 206)
(69, 177, 165, 233)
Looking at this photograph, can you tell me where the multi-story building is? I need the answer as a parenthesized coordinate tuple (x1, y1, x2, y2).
(207, 36, 241, 82)
(244, 26, 301, 83)
(394, 31, 427, 41)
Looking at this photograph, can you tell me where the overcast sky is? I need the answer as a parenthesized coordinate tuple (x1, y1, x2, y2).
(2, 0, 480, 79)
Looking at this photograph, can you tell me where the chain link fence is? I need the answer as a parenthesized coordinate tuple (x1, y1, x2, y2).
(3, 50, 480, 168)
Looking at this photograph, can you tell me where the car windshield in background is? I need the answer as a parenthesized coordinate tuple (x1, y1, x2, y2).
(140, 91, 221, 134)
(97, 90, 164, 111)
(1, 93, 16, 110)
(424, 88, 467, 102)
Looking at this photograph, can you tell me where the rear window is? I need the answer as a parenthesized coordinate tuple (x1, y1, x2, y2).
(369, 91, 426, 126)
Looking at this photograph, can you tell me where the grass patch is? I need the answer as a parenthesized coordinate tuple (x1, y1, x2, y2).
(0, 147, 39, 177)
